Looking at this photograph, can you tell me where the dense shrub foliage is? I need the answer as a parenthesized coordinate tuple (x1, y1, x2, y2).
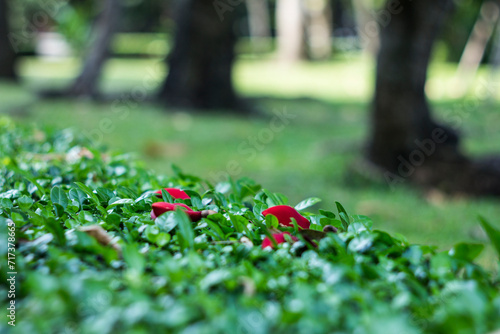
(1, 118, 500, 334)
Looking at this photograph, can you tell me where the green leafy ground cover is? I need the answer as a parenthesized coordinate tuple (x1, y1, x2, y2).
(1, 119, 500, 333)
(2, 56, 500, 267)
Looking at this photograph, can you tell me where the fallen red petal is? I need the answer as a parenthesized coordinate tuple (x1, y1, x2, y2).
(151, 202, 193, 220)
(262, 232, 298, 249)
(186, 211, 202, 221)
(151, 202, 205, 222)
(262, 205, 310, 229)
(154, 188, 191, 199)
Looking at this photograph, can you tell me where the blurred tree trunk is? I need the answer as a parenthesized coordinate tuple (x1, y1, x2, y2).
(367, 0, 500, 195)
(455, 1, 500, 96)
(0, 0, 17, 80)
(276, 0, 332, 61)
(304, 0, 332, 60)
(488, 19, 500, 99)
(158, 0, 239, 110)
(352, 0, 379, 55)
(66, 0, 120, 98)
(276, 0, 307, 62)
(246, 0, 271, 53)
(367, 0, 462, 189)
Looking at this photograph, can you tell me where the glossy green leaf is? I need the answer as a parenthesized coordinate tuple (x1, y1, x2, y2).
(479, 216, 500, 258)
(295, 197, 322, 211)
(50, 186, 68, 209)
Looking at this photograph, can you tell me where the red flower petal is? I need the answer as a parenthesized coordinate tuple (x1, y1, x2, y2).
(154, 188, 191, 199)
(151, 202, 204, 221)
(262, 205, 310, 229)
(262, 232, 298, 249)
(151, 202, 193, 220)
(186, 211, 202, 221)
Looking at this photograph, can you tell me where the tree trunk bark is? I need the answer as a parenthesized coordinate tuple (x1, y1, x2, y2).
(303, 0, 332, 60)
(276, 0, 307, 62)
(367, 0, 464, 187)
(0, 0, 17, 80)
(157, 0, 240, 110)
(66, 0, 120, 98)
(487, 18, 500, 100)
(454, 1, 500, 96)
(352, 0, 379, 55)
(367, 0, 500, 196)
(246, 0, 271, 53)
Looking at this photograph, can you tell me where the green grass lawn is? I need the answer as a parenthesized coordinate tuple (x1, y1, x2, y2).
(1, 54, 500, 268)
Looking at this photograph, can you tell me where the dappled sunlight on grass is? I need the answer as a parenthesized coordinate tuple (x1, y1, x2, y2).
(234, 55, 375, 102)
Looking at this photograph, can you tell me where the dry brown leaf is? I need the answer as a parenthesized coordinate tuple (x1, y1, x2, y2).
(78, 225, 121, 253)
